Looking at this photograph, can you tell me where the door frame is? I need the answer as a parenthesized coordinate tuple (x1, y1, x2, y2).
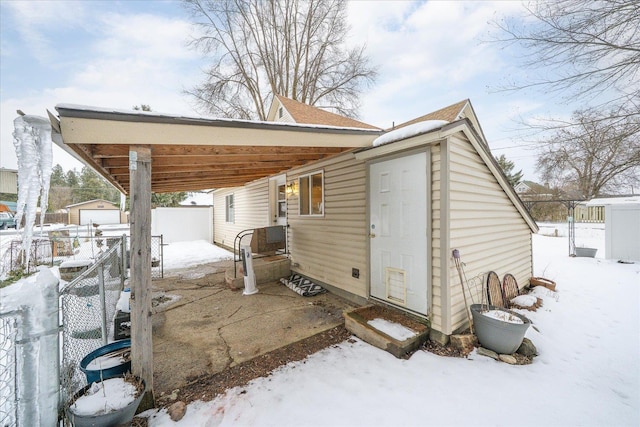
(365, 148, 432, 318)
(269, 174, 287, 226)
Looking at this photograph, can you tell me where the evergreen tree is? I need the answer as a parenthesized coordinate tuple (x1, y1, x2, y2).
(495, 154, 523, 187)
(151, 192, 188, 208)
(48, 164, 72, 211)
(50, 164, 66, 186)
(76, 166, 119, 203)
(65, 169, 79, 188)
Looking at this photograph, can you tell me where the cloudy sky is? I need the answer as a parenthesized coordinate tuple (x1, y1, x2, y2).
(1, 0, 578, 181)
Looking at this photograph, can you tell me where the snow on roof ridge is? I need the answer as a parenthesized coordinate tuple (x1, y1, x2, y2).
(373, 120, 449, 147)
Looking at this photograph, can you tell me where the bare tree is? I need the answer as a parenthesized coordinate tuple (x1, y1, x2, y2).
(536, 109, 640, 198)
(183, 0, 376, 120)
(494, 0, 640, 117)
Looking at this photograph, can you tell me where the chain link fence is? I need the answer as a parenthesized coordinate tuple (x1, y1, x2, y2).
(125, 235, 164, 279)
(59, 241, 126, 407)
(0, 231, 164, 424)
(0, 311, 21, 427)
(58, 235, 163, 406)
(1, 238, 53, 277)
(1, 225, 164, 280)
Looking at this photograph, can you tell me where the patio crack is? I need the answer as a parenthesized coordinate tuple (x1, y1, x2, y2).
(219, 305, 311, 328)
(218, 327, 233, 369)
(158, 289, 226, 313)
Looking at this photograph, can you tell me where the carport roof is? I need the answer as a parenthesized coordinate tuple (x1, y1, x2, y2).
(50, 104, 381, 194)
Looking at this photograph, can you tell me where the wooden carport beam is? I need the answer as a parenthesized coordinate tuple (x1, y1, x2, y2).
(90, 144, 347, 158)
(129, 145, 154, 409)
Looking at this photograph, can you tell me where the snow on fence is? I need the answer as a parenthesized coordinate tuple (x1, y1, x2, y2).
(0, 311, 21, 427)
(0, 238, 53, 277)
(0, 270, 59, 427)
(1, 233, 164, 424)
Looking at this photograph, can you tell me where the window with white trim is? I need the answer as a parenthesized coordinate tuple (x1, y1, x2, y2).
(299, 171, 324, 216)
(225, 194, 235, 223)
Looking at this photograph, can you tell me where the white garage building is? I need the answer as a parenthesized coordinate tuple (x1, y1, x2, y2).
(66, 199, 125, 225)
(588, 196, 640, 262)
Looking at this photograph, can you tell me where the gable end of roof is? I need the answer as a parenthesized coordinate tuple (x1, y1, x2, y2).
(275, 95, 380, 130)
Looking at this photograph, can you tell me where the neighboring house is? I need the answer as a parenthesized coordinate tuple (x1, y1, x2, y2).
(0, 168, 18, 195)
(51, 97, 538, 344)
(515, 181, 569, 222)
(586, 196, 640, 261)
(515, 180, 554, 199)
(66, 199, 125, 225)
(214, 96, 537, 342)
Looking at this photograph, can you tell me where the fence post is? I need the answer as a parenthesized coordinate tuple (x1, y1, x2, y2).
(98, 263, 108, 346)
(160, 234, 164, 278)
(15, 269, 60, 426)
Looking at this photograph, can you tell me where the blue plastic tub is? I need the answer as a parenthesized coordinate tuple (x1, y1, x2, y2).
(80, 339, 131, 384)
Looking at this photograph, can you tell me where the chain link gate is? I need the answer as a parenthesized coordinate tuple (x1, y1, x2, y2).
(59, 240, 126, 411)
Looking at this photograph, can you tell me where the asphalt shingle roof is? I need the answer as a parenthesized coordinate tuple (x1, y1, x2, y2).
(389, 99, 469, 131)
(276, 95, 380, 130)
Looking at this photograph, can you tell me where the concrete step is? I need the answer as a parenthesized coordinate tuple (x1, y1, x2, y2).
(225, 255, 291, 290)
(344, 305, 430, 358)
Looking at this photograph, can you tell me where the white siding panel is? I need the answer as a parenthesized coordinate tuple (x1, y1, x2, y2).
(447, 134, 533, 334)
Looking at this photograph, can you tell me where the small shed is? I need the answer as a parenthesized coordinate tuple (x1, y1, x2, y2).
(65, 199, 125, 225)
(588, 196, 640, 261)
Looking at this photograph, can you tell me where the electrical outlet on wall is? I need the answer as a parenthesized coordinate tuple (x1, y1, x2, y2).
(352, 268, 360, 279)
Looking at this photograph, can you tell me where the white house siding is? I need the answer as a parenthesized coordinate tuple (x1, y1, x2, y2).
(213, 179, 269, 249)
(287, 152, 368, 298)
(447, 134, 533, 334)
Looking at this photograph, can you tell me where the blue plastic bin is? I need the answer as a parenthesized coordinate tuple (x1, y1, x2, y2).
(79, 339, 131, 384)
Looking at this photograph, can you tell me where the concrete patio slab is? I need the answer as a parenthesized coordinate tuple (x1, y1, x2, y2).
(150, 263, 357, 396)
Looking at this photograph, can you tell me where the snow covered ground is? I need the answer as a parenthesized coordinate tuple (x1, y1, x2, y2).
(144, 227, 640, 427)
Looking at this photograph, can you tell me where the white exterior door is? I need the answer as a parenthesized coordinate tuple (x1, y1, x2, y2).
(269, 175, 287, 226)
(369, 152, 428, 315)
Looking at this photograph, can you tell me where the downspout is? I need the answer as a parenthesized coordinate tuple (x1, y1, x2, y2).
(439, 137, 452, 335)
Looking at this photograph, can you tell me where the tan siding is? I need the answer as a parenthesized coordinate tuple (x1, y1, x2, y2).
(447, 134, 533, 333)
(287, 153, 368, 298)
(213, 179, 269, 249)
(276, 108, 296, 123)
(430, 144, 443, 332)
(0, 170, 18, 194)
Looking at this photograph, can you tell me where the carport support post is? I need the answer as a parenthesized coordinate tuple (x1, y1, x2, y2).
(129, 145, 154, 409)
